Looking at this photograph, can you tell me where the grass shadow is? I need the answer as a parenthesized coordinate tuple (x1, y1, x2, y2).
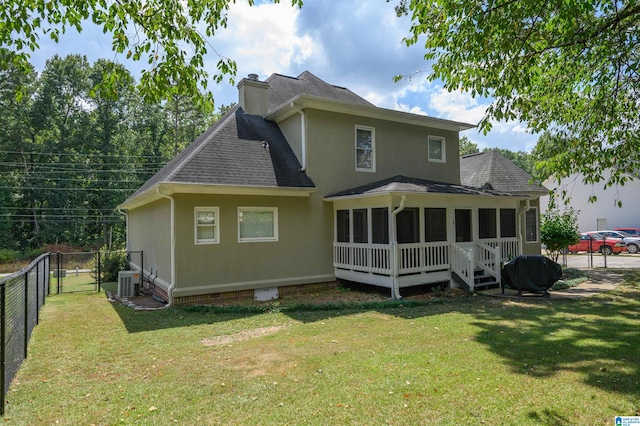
(470, 271, 640, 400)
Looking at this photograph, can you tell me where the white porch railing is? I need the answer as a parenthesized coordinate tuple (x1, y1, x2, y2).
(478, 237, 519, 262)
(398, 242, 450, 274)
(333, 243, 391, 274)
(333, 242, 450, 275)
(451, 244, 473, 289)
(334, 239, 511, 290)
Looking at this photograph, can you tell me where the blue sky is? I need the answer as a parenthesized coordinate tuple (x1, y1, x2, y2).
(29, 0, 539, 152)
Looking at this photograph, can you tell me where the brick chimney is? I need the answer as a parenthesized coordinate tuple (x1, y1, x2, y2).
(238, 73, 269, 116)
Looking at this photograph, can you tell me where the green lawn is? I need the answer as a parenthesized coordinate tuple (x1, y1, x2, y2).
(6, 273, 640, 425)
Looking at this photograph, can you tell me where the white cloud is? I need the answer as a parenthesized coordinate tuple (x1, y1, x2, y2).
(428, 86, 488, 124)
(213, 2, 317, 79)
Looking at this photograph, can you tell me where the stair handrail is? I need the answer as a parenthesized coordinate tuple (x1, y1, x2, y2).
(452, 244, 474, 291)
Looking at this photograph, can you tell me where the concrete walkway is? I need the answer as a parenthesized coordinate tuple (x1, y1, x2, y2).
(479, 269, 623, 299)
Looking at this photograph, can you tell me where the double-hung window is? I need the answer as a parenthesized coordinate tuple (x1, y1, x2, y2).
(238, 207, 278, 242)
(355, 125, 375, 172)
(428, 136, 446, 163)
(195, 207, 219, 244)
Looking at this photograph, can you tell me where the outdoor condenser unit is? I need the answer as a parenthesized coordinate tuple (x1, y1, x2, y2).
(117, 270, 140, 298)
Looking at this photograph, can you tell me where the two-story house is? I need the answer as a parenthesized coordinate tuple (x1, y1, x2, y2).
(118, 71, 546, 305)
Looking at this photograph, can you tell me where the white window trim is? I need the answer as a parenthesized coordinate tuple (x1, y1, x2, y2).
(238, 207, 278, 243)
(525, 207, 539, 243)
(194, 207, 220, 245)
(428, 135, 446, 163)
(355, 125, 376, 172)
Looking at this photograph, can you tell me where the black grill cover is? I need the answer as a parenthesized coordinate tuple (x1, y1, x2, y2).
(501, 255, 562, 292)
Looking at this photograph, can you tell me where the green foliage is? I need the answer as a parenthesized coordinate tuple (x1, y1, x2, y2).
(98, 246, 128, 282)
(0, 0, 303, 108)
(459, 135, 479, 156)
(399, 1, 640, 189)
(540, 208, 580, 261)
(0, 54, 227, 250)
(0, 249, 19, 264)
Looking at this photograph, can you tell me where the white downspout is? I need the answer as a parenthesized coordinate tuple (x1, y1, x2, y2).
(390, 195, 406, 300)
(290, 102, 306, 171)
(157, 188, 176, 307)
(518, 199, 531, 255)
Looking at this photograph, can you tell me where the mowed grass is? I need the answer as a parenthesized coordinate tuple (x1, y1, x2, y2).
(6, 273, 640, 425)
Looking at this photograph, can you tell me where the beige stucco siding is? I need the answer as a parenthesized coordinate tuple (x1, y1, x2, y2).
(303, 109, 460, 196)
(172, 193, 333, 296)
(278, 114, 303, 166)
(127, 198, 172, 290)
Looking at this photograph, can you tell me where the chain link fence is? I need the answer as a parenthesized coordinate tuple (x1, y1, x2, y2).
(0, 253, 49, 414)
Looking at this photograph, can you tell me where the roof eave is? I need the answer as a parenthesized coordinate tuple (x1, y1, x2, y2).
(119, 182, 316, 210)
(324, 189, 530, 202)
(266, 94, 476, 132)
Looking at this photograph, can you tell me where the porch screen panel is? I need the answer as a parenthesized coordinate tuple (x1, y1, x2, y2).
(478, 209, 497, 239)
(500, 209, 517, 237)
(525, 208, 538, 242)
(353, 209, 368, 243)
(455, 209, 472, 242)
(397, 208, 419, 244)
(425, 208, 447, 242)
(337, 210, 350, 242)
(372, 208, 389, 244)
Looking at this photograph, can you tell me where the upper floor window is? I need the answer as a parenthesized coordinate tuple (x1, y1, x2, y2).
(428, 136, 446, 163)
(355, 125, 375, 172)
(195, 207, 219, 244)
(238, 207, 278, 242)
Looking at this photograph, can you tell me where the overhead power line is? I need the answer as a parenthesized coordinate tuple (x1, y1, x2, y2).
(0, 150, 166, 159)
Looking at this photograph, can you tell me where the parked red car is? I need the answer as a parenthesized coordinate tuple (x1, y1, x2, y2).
(567, 232, 627, 255)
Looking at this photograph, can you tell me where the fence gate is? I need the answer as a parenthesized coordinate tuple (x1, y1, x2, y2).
(50, 252, 99, 294)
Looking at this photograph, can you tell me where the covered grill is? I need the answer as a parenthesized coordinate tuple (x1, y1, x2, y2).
(501, 255, 562, 297)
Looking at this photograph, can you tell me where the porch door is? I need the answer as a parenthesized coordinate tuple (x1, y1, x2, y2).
(455, 209, 472, 243)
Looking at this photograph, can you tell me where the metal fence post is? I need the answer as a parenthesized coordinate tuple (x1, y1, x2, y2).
(24, 272, 29, 358)
(57, 252, 61, 294)
(1, 283, 6, 415)
(35, 261, 40, 325)
(97, 252, 101, 292)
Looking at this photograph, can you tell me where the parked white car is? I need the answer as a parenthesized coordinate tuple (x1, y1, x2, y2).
(597, 230, 640, 254)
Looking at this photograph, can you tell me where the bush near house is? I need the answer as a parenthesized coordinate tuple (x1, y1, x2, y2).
(541, 208, 580, 261)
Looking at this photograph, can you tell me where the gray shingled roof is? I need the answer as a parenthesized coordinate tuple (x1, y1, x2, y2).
(460, 151, 547, 194)
(325, 175, 519, 199)
(266, 71, 373, 111)
(124, 106, 314, 202)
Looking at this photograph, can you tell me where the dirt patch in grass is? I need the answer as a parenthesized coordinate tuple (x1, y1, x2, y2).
(201, 325, 287, 346)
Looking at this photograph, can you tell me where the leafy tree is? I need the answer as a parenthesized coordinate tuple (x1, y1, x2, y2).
(459, 135, 479, 156)
(1, 0, 302, 108)
(395, 1, 640, 190)
(540, 208, 580, 262)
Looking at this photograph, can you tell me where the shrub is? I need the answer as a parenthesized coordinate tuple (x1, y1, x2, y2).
(0, 249, 18, 264)
(97, 247, 129, 282)
(541, 207, 580, 262)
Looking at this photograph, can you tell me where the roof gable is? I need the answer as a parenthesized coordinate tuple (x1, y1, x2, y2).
(266, 71, 373, 112)
(460, 151, 546, 194)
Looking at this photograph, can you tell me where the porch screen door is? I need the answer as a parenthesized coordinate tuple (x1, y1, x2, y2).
(455, 209, 472, 242)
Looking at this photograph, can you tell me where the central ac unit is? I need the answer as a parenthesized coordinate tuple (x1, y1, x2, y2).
(117, 270, 140, 298)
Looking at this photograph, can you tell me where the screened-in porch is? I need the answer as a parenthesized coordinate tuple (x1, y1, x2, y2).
(324, 175, 538, 297)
